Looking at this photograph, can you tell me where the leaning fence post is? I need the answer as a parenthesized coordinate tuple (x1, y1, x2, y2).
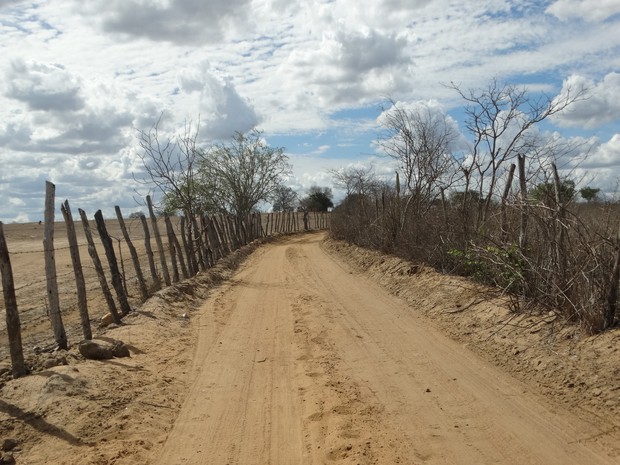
(147, 195, 171, 287)
(61, 200, 92, 340)
(78, 209, 121, 324)
(94, 210, 132, 316)
(213, 215, 230, 255)
(0, 221, 27, 378)
(179, 216, 196, 276)
(191, 215, 207, 272)
(115, 206, 149, 302)
(201, 216, 215, 267)
(163, 215, 182, 282)
(139, 214, 160, 291)
(44, 181, 68, 350)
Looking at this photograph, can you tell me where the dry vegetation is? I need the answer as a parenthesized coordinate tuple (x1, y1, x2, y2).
(331, 192, 620, 333)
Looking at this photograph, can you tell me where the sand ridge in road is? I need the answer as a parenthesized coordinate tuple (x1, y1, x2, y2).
(154, 233, 619, 465)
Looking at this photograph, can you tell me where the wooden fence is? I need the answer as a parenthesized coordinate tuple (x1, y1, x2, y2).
(0, 182, 330, 377)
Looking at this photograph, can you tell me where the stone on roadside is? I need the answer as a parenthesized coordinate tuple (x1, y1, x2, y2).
(100, 313, 115, 327)
(78, 340, 113, 360)
(0, 452, 16, 464)
(1, 439, 18, 452)
(110, 340, 130, 358)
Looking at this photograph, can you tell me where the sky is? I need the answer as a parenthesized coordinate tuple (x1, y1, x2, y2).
(0, 0, 619, 222)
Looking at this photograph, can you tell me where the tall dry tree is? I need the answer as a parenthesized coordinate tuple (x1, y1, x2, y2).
(198, 129, 291, 218)
(136, 116, 205, 273)
(448, 78, 587, 230)
(377, 100, 460, 235)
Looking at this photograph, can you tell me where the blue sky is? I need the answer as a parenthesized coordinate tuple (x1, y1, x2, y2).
(0, 0, 619, 222)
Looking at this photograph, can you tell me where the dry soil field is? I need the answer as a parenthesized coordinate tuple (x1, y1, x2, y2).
(0, 228, 618, 464)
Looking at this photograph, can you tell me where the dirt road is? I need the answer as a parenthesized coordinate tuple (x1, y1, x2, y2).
(154, 233, 617, 465)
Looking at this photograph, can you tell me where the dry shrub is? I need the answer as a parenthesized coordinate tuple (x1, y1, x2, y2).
(331, 193, 620, 332)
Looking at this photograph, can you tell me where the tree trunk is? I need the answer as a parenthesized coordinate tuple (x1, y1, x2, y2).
(0, 222, 27, 378)
(43, 181, 68, 349)
(61, 200, 92, 340)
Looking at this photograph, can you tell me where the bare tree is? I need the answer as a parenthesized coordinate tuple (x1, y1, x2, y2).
(330, 165, 382, 198)
(198, 129, 291, 218)
(377, 100, 460, 231)
(135, 115, 205, 218)
(448, 78, 587, 227)
(270, 185, 298, 212)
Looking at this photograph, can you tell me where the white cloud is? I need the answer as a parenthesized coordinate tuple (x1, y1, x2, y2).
(1, 0, 620, 221)
(81, 0, 253, 45)
(280, 27, 414, 110)
(8, 197, 25, 207)
(4, 60, 84, 111)
(578, 134, 620, 169)
(178, 62, 260, 139)
(554, 73, 620, 129)
(546, 0, 620, 22)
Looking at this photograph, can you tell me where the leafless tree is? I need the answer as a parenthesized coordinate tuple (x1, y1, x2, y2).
(135, 115, 205, 217)
(198, 129, 291, 218)
(448, 78, 587, 227)
(377, 100, 460, 231)
(270, 185, 298, 212)
(330, 165, 382, 198)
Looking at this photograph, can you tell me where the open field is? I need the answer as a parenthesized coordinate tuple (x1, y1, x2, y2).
(0, 231, 618, 464)
(0, 217, 158, 358)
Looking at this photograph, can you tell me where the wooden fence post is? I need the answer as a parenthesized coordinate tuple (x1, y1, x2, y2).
(0, 222, 27, 378)
(115, 206, 149, 302)
(210, 218, 223, 259)
(179, 216, 196, 276)
(147, 195, 171, 286)
(213, 215, 230, 255)
(78, 209, 121, 324)
(518, 154, 529, 252)
(258, 213, 263, 237)
(171, 217, 189, 279)
(139, 214, 160, 291)
(191, 215, 207, 272)
(44, 181, 68, 350)
(203, 216, 219, 264)
(227, 216, 237, 249)
(61, 200, 92, 340)
(200, 216, 214, 267)
(94, 210, 132, 316)
(240, 217, 248, 245)
(164, 215, 185, 281)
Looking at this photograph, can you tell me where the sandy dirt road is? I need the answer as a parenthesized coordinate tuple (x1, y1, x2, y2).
(153, 233, 617, 465)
